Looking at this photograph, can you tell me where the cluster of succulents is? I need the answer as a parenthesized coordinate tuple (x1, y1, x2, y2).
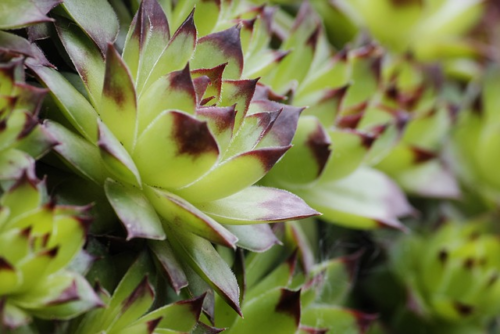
(2, 0, 500, 333)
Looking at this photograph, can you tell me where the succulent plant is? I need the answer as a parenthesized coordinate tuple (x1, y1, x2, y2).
(0, 56, 56, 183)
(27, 0, 318, 315)
(388, 220, 500, 333)
(451, 66, 500, 206)
(246, 3, 414, 230)
(313, 0, 484, 62)
(67, 250, 212, 334)
(212, 222, 376, 333)
(373, 54, 460, 199)
(0, 173, 100, 331)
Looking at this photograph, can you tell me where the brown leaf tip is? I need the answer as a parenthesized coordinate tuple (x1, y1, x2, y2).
(248, 145, 291, 172)
(147, 317, 162, 333)
(438, 249, 448, 264)
(275, 289, 301, 326)
(306, 122, 331, 176)
(453, 301, 474, 316)
(0, 257, 14, 271)
(348, 310, 378, 334)
(172, 112, 219, 157)
(123, 276, 155, 310)
(411, 147, 436, 164)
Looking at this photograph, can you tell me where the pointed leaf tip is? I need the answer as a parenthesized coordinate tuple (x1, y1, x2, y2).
(276, 289, 301, 326)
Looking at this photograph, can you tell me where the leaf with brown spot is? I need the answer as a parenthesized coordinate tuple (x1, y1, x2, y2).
(138, 65, 197, 132)
(196, 105, 236, 154)
(266, 116, 330, 185)
(192, 63, 226, 103)
(254, 101, 304, 148)
(175, 146, 291, 202)
(140, 10, 197, 94)
(219, 79, 259, 130)
(191, 26, 244, 80)
(229, 288, 301, 334)
(100, 44, 137, 151)
(133, 110, 219, 190)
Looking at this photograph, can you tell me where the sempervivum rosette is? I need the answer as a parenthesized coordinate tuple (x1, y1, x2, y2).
(373, 54, 460, 199)
(27, 0, 318, 315)
(387, 220, 500, 334)
(0, 173, 100, 330)
(0, 57, 56, 183)
(451, 66, 500, 207)
(250, 3, 414, 230)
(213, 223, 376, 334)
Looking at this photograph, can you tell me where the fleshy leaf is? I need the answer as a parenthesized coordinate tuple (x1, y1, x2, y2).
(228, 288, 300, 334)
(224, 224, 280, 253)
(195, 105, 236, 154)
(297, 167, 411, 230)
(267, 116, 331, 184)
(0, 0, 61, 29)
(55, 17, 105, 108)
(191, 26, 244, 80)
(138, 66, 197, 132)
(197, 186, 319, 225)
(122, 0, 170, 90)
(132, 294, 204, 332)
(104, 179, 165, 241)
(175, 146, 291, 202)
(62, 0, 119, 54)
(219, 79, 258, 130)
(44, 120, 105, 185)
(254, 101, 304, 148)
(301, 306, 376, 334)
(141, 10, 197, 94)
(149, 240, 188, 294)
(165, 226, 241, 316)
(29, 64, 99, 142)
(99, 44, 137, 151)
(98, 122, 141, 187)
(133, 110, 219, 190)
(144, 186, 237, 248)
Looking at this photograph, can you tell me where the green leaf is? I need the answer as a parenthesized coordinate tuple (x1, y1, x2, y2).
(55, 17, 105, 108)
(122, 0, 170, 90)
(191, 26, 244, 80)
(149, 240, 188, 294)
(165, 226, 241, 316)
(30, 65, 99, 142)
(133, 110, 219, 190)
(227, 288, 300, 334)
(132, 294, 204, 332)
(137, 66, 197, 132)
(0, 0, 61, 29)
(62, 0, 119, 54)
(197, 186, 319, 225)
(104, 179, 165, 241)
(100, 44, 138, 151)
(141, 10, 197, 94)
(223, 224, 280, 252)
(301, 306, 375, 334)
(297, 167, 411, 230)
(144, 186, 237, 248)
(44, 120, 106, 185)
(176, 146, 290, 202)
(0, 149, 33, 181)
(98, 122, 141, 187)
(267, 116, 331, 184)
